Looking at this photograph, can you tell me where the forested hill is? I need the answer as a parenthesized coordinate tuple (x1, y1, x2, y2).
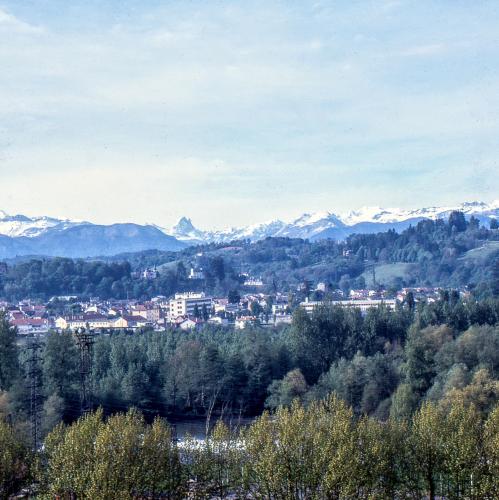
(0, 211, 498, 300)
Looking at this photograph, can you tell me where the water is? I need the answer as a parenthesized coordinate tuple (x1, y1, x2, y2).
(170, 417, 253, 442)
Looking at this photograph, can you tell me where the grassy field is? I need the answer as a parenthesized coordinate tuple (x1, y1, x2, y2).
(362, 262, 416, 287)
(459, 241, 499, 263)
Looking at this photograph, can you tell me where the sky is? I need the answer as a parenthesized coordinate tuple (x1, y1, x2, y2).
(0, 0, 498, 230)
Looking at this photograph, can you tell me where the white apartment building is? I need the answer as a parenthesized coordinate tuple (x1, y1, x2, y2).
(168, 292, 213, 320)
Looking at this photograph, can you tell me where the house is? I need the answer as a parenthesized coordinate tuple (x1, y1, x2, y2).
(11, 317, 49, 334)
(178, 318, 203, 330)
(188, 267, 205, 280)
(207, 316, 229, 326)
(131, 304, 161, 322)
(235, 316, 258, 329)
(141, 268, 159, 280)
(243, 277, 264, 287)
(213, 298, 239, 314)
(112, 315, 147, 329)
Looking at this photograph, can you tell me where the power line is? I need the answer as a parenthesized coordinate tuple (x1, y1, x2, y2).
(74, 328, 95, 416)
(26, 339, 43, 451)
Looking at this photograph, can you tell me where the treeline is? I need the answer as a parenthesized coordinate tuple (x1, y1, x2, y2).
(1, 397, 498, 498)
(0, 211, 498, 301)
(0, 254, 233, 302)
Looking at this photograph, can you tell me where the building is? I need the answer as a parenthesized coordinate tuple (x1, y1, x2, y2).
(188, 267, 205, 280)
(243, 277, 264, 287)
(208, 316, 229, 326)
(178, 317, 203, 330)
(300, 298, 397, 315)
(235, 316, 258, 329)
(11, 317, 49, 334)
(272, 303, 289, 315)
(168, 292, 213, 320)
(141, 268, 159, 280)
(55, 314, 112, 330)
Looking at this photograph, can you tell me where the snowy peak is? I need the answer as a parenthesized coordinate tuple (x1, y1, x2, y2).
(170, 217, 207, 243)
(0, 200, 496, 252)
(0, 212, 83, 238)
(164, 200, 499, 245)
(172, 217, 197, 236)
(338, 200, 499, 226)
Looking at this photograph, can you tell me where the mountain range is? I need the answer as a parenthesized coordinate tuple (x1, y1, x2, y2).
(0, 201, 497, 259)
(169, 200, 499, 245)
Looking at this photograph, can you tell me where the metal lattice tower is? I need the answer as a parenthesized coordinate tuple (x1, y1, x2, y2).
(26, 340, 43, 451)
(74, 328, 95, 416)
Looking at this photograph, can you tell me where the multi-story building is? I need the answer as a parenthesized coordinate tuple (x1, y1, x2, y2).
(168, 292, 213, 320)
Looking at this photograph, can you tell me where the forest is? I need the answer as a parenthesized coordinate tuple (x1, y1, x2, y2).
(0, 211, 498, 301)
(0, 294, 497, 427)
(0, 294, 498, 497)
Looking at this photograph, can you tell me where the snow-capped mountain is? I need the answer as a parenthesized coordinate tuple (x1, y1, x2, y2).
(0, 200, 496, 258)
(341, 201, 499, 226)
(0, 211, 186, 258)
(0, 213, 83, 238)
(167, 200, 499, 244)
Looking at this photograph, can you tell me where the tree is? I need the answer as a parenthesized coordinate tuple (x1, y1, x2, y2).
(0, 419, 32, 498)
(228, 289, 240, 304)
(184, 421, 243, 498)
(42, 331, 79, 418)
(482, 405, 499, 498)
(176, 262, 187, 281)
(43, 409, 185, 499)
(210, 256, 225, 282)
(193, 304, 200, 319)
(0, 313, 19, 391)
(249, 301, 263, 317)
(201, 304, 209, 321)
(448, 211, 467, 232)
(266, 369, 308, 409)
(409, 402, 446, 500)
(441, 368, 499, 415)
(440, 400, 483, 499)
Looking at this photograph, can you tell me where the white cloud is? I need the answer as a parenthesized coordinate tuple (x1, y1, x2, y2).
(0, 7, 43, 34)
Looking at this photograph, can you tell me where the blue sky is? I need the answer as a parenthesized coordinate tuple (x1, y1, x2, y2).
(0, 1, 498, 229)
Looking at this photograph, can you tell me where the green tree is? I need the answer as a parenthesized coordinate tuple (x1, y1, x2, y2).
(0, 312, 19, 391)
(266, 368, 308, 409)
(42, 331, 79, 417)
(409, 402, 446, 500)
(0, 419, 32, 498)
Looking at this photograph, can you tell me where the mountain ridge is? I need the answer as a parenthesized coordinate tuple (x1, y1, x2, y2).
(0, 200, 496, 258)
(169, 200, 499, 244)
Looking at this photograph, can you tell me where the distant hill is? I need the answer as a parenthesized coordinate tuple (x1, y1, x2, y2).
(0, 223, 186, 259)
(1, 213, 497, 301)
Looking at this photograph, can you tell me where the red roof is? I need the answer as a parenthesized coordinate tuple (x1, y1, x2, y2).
(11, 318, 47, 327)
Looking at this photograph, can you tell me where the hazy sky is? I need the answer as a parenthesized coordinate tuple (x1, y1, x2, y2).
(0, 1, 498, 229)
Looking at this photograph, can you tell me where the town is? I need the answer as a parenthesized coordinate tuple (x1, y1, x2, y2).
(4, 280, 464, 336)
